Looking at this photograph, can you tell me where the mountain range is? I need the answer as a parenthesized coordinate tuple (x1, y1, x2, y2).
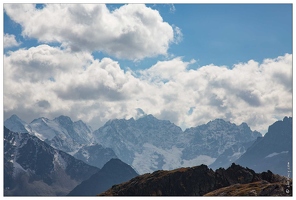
(93, 115, 262, 174)
(5, 114, 291, 176)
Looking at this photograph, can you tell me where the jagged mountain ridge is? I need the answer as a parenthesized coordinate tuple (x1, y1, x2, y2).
(183, 119, 261, 158)
(5, 114, 263, 174)
(94, 115, 261, 174)
(4, 127, 100, 196)
(99, 163, 289, 196)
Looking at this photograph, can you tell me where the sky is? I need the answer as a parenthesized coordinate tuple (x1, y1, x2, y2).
(2, 3, 293, 134)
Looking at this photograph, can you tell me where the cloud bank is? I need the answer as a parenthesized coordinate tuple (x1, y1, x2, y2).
(4, 43, 292, 133)
(4, 4, 179, 60)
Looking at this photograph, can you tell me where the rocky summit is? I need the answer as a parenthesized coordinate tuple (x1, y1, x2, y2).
(99, 163, 290, 196)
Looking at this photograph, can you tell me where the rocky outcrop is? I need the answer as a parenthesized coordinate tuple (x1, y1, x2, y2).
(99, 163, 290, 196)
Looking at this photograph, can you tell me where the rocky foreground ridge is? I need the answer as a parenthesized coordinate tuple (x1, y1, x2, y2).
(99, 163, 292, 196)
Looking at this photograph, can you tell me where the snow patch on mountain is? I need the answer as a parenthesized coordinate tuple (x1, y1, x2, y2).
(228, 151, 244, 162)
(53, 151, 67, 170)
(265, 151, 289, 158)
(132, 143, 183, 174)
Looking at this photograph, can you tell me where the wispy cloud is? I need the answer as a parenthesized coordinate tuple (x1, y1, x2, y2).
(173, 26, 183, 44)
(169, 4, 176, 13)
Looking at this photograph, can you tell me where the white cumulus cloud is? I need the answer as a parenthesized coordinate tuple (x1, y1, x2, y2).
(3, 41, 292, 134)
(4, 3, 178, 60)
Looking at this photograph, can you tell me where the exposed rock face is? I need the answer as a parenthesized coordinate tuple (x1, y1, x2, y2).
(99, 163, 289, 196)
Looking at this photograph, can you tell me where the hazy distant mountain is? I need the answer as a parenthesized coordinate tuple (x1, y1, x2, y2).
(236, 117, 292, 176)
(73, 144, 118, 168)
(93, 115, 261, 174)
(4, 126, 99, 196)
(68, 158, 138, 196)
(4, 114, 29, 133)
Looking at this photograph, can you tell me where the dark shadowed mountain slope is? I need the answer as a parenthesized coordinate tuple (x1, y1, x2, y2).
(99, 163, 287, 196)
(4, 127, 99, 196)
(236, 117, 292, 176)
(68, 158, 138, 196)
